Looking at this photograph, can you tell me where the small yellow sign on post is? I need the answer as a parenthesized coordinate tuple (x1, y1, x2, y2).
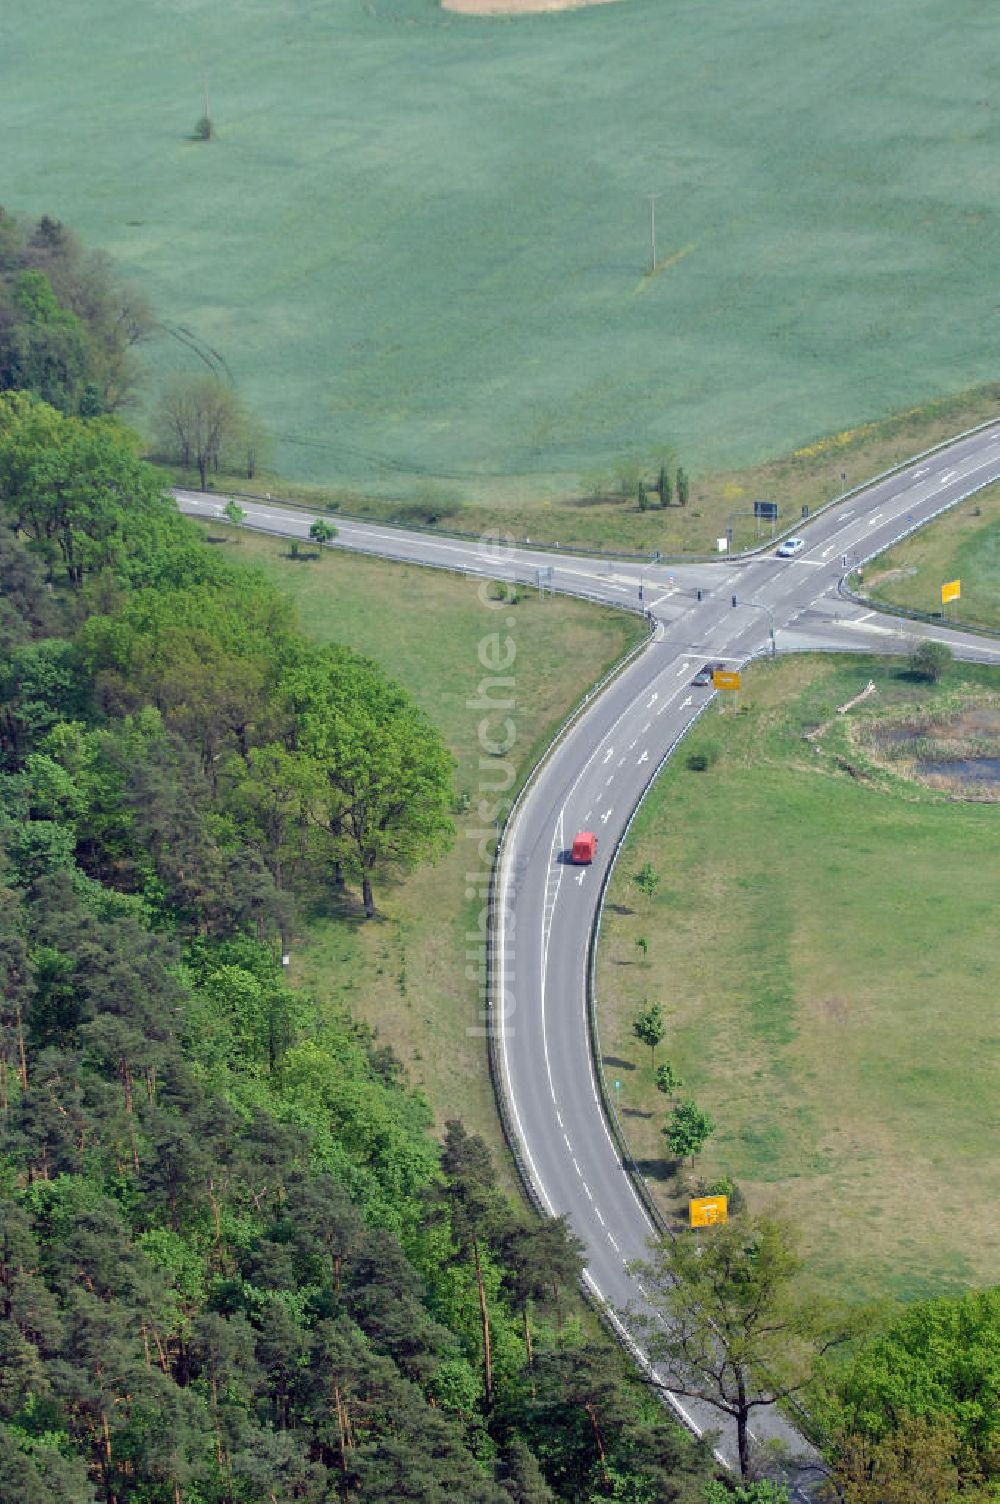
(713, 669, 741, 692)
(690, 1195, 728, 1227)
(941, 579, 961, 605)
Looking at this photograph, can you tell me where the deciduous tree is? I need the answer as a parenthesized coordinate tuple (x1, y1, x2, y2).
(829, 1285, 1000, 1480)
(308, 518, 336, 545)
(632, 1001, 665, 1066)
(0, 396, 171, 587)
(630, 1213, 850, 1478)
(829, 1414, 976, 1504)
(283, 645, 454, 917)
(908, 639, 952, 683)
(655, 1060, 683, 1097)
(154, 374, 246, 490)
(663, 1098, 714, 1164)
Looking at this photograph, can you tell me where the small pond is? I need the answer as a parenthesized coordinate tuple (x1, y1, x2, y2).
(916, 757, 1000, 785)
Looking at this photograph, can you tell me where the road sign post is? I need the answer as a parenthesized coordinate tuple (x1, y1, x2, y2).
(690, 1195, 728, 1227)
(713, 667, 740, 712)
(941, 579, 960, 619)
(753, 500, 778, 540)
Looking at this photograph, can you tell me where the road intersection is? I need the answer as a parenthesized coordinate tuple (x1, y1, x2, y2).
(176, 418, 1000, 1491)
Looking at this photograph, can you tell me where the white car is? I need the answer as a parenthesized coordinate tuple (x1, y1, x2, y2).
(776, 537, 805, 557)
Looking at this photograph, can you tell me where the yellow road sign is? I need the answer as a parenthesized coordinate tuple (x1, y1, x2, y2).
(713, 669, 741, 692)
(941, 579, 961, 605)
(690, 1195, 728, 1227)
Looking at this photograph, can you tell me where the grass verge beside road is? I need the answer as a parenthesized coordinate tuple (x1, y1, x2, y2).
(596, 654, 999, 1304)
(864, 481, 1000, 633)
(201, 523, 643, 1169)
(169, 380, 1000, 558)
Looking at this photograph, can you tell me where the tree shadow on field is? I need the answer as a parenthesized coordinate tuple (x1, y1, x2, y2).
(303, 888, 387, 930)
(633, 1156, 672, 1184)
(607, 902, 635, 916)
(603, 1057, 636, 1072)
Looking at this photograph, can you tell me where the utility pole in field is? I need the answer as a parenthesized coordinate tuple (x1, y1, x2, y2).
(645, 193, 661, 273)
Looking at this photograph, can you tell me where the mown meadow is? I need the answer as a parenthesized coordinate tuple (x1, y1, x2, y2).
(596, 654, 1000, 1305)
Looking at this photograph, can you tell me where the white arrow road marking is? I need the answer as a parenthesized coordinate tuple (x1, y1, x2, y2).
(675, 664, 688, 676)
(867, 512, 884, 527)
(645, 693, 658, 708)
(822, 545, 834, 557)
(600, 808, 613, 824)
(605, 774, 614, 786)
(637, 750, 649, 765)
(939, 470, 956, 484)
(914, 466, 929, 477)
(681, 695, 693, 708)
(575, 870, 587, 885)
(641, 721, 651, 733)
(603, 748, 615, 764)
(840, 509, 855, 519)
(628, 738, 638, 749)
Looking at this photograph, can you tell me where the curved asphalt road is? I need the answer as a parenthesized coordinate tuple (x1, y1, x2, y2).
(177, 419, 1000, 1490)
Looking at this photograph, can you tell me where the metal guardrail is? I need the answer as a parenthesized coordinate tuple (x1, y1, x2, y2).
(484, 613, 656, 1212)
(193, 483, 666, 562)
(192, 427, 999, 1470)
(209, 513, 657, 618)
(830, 469, 1000, 642)
(842, 582, 1000, 642)
(584, 694, 716, 1240)
(582, 640, 778, 1239)
(180, 409, 999, 569)
(582, 643, 830, 1468)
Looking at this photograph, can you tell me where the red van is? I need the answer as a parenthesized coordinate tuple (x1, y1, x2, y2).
(571, 831, 597, 864)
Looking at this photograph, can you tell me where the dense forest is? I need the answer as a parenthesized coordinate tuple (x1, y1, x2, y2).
(0, 217, 997, 1504)
(0, 391, 719, 1502)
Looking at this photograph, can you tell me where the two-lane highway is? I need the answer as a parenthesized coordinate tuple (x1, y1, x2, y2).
(176, 417, 1000, 1489)
(491, 425, 1000, 1487)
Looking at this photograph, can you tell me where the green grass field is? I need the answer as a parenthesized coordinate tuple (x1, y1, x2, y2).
(866, 482, 1000, 632)
(4, 0, 999, 498)
(205, 525, 642, 1166)
(596, 655, 1000, 1304)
